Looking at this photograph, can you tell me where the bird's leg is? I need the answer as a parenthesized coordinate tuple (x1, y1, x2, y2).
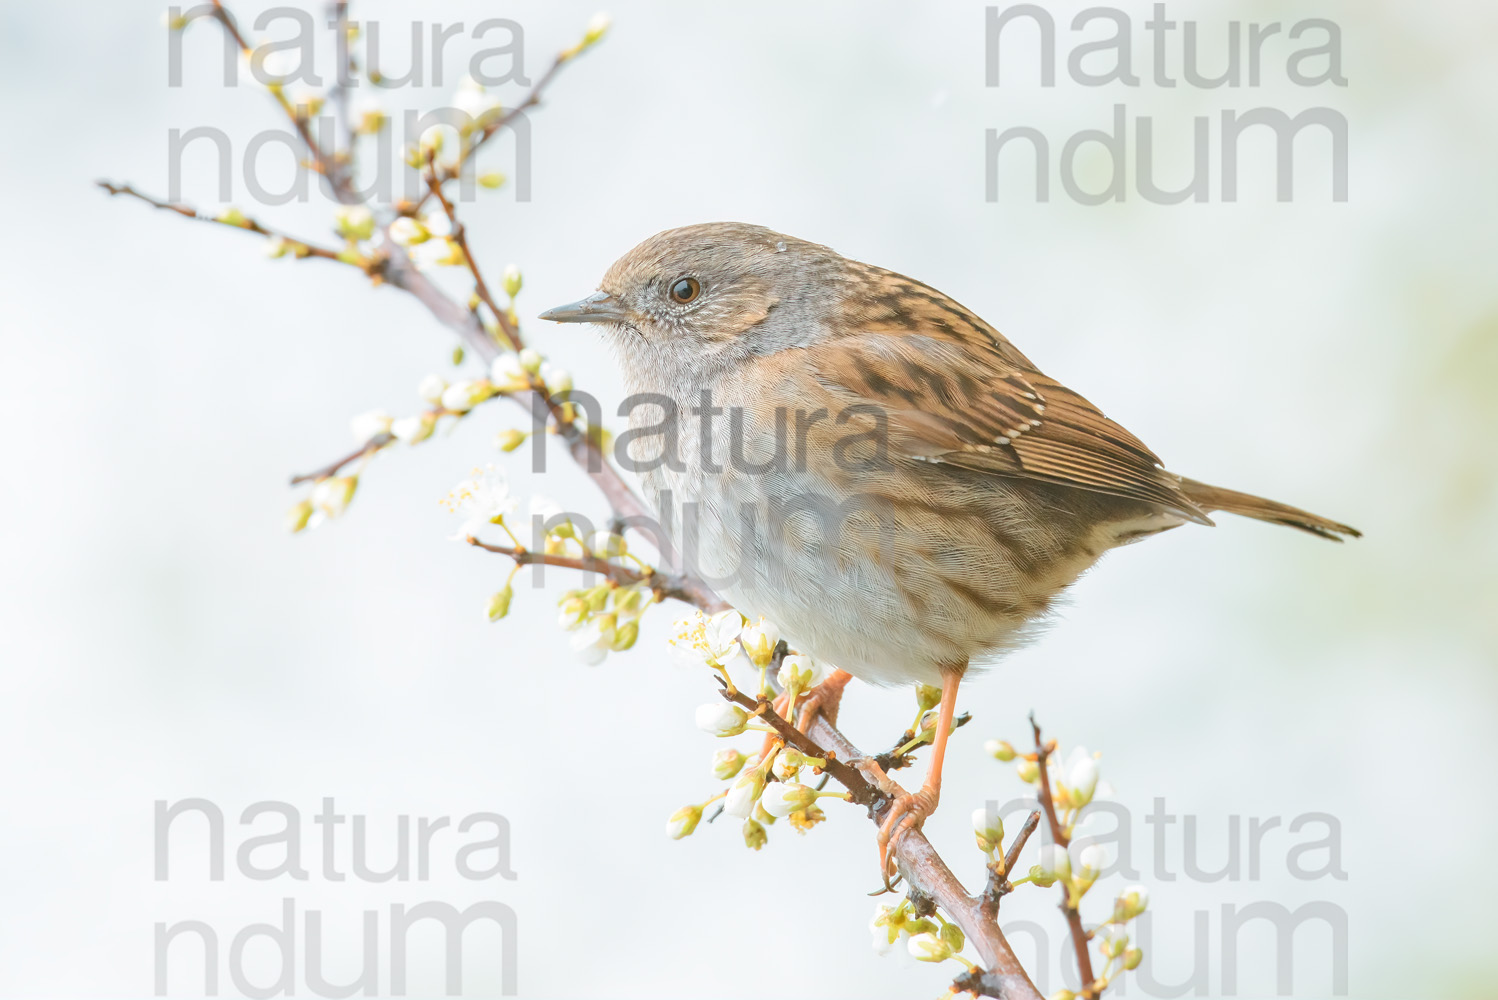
(795, 668, 853, 730)
(876, 669, 961, 878)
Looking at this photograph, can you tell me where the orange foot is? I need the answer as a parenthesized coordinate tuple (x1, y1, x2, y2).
(796, 668, 853, 730)
(876, 784, 940, 881)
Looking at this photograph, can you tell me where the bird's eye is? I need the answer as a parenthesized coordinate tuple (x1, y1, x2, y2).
(668, 277, 701, 304)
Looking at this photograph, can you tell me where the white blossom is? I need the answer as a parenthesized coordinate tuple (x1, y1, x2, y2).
(442, 466, 517, 540)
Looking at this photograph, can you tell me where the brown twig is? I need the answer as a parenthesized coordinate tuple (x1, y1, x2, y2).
(96, 183, 347, 263)
(420, 161, 519, 350)
(980, 809, 1042, 916)
(289, 433, 393, 485)
(1030, 713, 1098, 998)
(414, 50, 586, 213)
(465, 537, 723, 610)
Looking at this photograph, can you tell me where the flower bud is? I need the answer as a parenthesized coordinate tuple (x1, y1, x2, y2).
(1114, 885, 1149, 921)
(478, 172, 507, 190)
(494, 429, 527, 452)
(215, 207, 250, 228)
(666, 804, 702, 840)
(742, 817, 767, 850)
(583, 12, 610, 46)
(286, 499, 314, 533)
(485, 586, 512, 621)
(1123, 948, 1143, 970)
(738, 617, 781, 668)
(390, 412, 436, 445)
(264, 235, 290, 259)
(349, 409, 392, 442)
(389, 216, 429, 246)
(1016, 759, 1040, 783)
(490, 353, 527, 386)
(311, 476, 357, 518)
(502, 264, 523, 298)
(354, 99, 387, 135)
(1100, 927, 1129, 959)
(906, 932, 952, 963)
(972, 807, 1004, 853)
(541, 364, 573, 397)
(518, 347, 543, 373)
(940, 921, 965, 954)
(441, 379, 494, 413)
(761, 781, 817, 819)
(915, 683, 942, 712)
(586, 531, 627, 559)
(770, 749, 799, 782)
(695, 702, 749, 738)
(419, 125, 446, 158)
(334, 206, 375, 242)
(417, 374, 447, 404)
(557, 596, 587, 630)
(724, 769, 765, 817)
(1068, 755, 1099, 808)
(1078, 843, 1108, 879)
(711, 748, 746, 780)
(777, 654, 822, 693)
(610, 620, 638, 651)
(1037, 844, 1071, 882)
(984, 739, 1017, 762)
(1050, 992, 1076, 1000)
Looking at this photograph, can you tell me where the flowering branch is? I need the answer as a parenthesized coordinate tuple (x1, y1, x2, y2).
(95, 183, 349, 264)
(99, 7, 1160, 999)
(1031, 715, 1098, 997)
(465, 536, 724, 611)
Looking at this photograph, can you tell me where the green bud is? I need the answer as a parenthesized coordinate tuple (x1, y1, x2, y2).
(666, 804, 702, 840)
(286, 499, 315, 533)
(1016, 759, 1040, 783)
(452, 343, 465, 365)
(494, 429, 527, 452)
(1123, 948, 1143, 971)
(940, 921, 965, 954)
(742, 817, 767, 850)
(485, 586, 512, 621)
(610, 620, 638, 651)
(479, 172, 507, 190)
(984, 739, 1017, 761)
(915, 683, 942, 712)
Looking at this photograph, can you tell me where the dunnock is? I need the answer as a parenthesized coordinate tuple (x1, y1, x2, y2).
(541, 222, 1358, 867)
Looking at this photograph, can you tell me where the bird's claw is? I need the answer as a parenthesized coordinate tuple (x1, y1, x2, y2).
(875, 785, 940, 883)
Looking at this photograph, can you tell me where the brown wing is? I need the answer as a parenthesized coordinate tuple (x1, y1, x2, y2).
(799, 269, 1212, 523)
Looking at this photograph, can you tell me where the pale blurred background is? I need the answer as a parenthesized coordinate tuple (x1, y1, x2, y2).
(1, 0, 1494, 997)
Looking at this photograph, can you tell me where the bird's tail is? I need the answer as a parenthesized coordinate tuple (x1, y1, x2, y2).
(1178, 477, 1361, 542)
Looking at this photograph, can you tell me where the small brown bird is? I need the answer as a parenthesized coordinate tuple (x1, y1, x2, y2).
(541, 222, 1358, 870)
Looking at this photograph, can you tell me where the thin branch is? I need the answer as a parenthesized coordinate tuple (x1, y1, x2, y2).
(420, 161, 518, 350)
(414, 50, 586, 213)
(1031, 714, 1098, 998)
(95, 182, 347, 263)
(465, 537, 723, 610)
(980, 809, 1042, 916)
(809, 714, 1043, 1000)
(289, 433, 393, 485)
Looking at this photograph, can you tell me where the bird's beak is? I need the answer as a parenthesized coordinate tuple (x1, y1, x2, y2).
(538, 290, 627, 324)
